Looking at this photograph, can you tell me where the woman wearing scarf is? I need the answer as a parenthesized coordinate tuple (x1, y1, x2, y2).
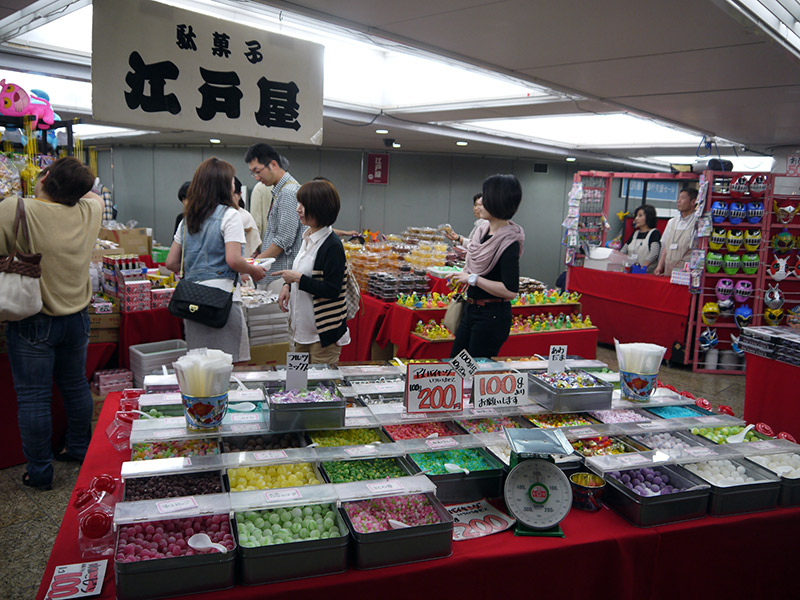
(450, 174, 524, 358)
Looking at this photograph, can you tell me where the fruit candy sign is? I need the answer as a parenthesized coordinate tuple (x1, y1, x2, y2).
(45, 560, 107, 599)
(472, 373, 529, 409)
(405, 362, 463, 414)
(286, 352, 309, 391)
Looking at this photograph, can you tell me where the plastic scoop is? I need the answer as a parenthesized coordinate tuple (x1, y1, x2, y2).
(187, 533, 227, 553)
(228, 402, 257, 412)
(444, 463, 469, 475)
(388, 519, 411, 529)
(726, 424, 754, 444)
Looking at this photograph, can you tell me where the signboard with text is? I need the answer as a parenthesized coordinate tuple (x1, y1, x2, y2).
(405, 362, 463, 413)
(92, 0, 323, 144)
(367, 153, 389, 184)
(472, 372, 529, 409)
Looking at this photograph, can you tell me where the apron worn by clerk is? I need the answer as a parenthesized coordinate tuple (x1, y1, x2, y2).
(662, 214, 696, 275)
(627, 229, 656, 273)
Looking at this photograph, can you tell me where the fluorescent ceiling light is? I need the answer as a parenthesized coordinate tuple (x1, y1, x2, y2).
(565, 157, 577, 162)
(456, 141, 468, 146)
(456, 113, 704, 148)
(376, 129, 389, 135)
(392, 142, 401, 148)
(209, 138, 221, 144)
(634, 155, 775, 172)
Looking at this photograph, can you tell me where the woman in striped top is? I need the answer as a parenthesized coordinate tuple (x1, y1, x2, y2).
(272, 180, 350, 364)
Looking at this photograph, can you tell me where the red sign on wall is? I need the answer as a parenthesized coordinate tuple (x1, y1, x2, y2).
(367, 153, 389, 185)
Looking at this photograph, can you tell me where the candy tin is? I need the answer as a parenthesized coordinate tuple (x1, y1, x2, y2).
(320, 456, 413, 484)
(745, 452, 800, 507)
(123, 471, 225, 501)
(235, 504, 349, 585)
(602, 465, 710, 527)
(406, 447, 505, 503)
(220, 432, 308, 453)
(341, 492, 453, 569)
(266, 383, 345, 431)
(683, 458, 780, 516)
(528, 370, 612, 413)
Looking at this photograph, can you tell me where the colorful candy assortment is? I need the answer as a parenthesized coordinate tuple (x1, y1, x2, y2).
(571, 436, 628, 457)
(535, 372, 600, 389)
(385, 422, 457, 440)
(131, 439, 219, 461)
(227, 464, 321, 492)
(683, 459, 757, 486)
(690, 425, 759, 444)
(525, 413, 595, 428)
(344, 494, 441, 533)
(631, 432, 695, 450)
(322, 458, 408, 483)
(115, 515, 234, 563)
(748, 453, 800, 478)
(235, 504, 345, 547)
(124, 472, 222, 501)
(607, 467, 688, 496)
(308, 428, 383, 447)
(409, 448, 495, 474)
(270, 388, 337, 404)
(647, 406, 702, 419)
(589, 409, 649, 424)
(457, 417, 527, 434)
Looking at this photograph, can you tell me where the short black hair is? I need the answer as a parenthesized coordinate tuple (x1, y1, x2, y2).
(297, 180, 340, 227)
(245, 143, 281, 167)
(681, 187, 699, 202)
(473, 193, 482, 204)
(635, 204, 658, 229)
(178, 181, 190, 202)
(233, 176, 242, 195)
(481, 174, 522, 220)
(39, 157, 95, 207)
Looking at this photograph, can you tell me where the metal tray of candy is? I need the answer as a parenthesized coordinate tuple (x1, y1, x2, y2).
(602, 464, 711, 527)
(571, 435, 649, 461)
(220, 431, 309, 454)
(340, 492, 454, 569)
(528, 371, 612, 413)
(483, 440, 582, 477)
(114, 516, 236, 600)
(405, 446, 506, 503)
(236, 506, 349, 585)
(266, 382, 345, 431)
(683, 458, 781, 517)
(743, 452, 800, 507)
(319, 455, 415, 485)
(123, 470, 225, 502)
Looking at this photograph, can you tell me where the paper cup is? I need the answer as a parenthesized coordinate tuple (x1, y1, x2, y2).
(181, 392, 228, 430)
(619, 371, 658, 402)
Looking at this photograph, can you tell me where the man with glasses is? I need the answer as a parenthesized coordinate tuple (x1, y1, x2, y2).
(246, 143, 302, 286)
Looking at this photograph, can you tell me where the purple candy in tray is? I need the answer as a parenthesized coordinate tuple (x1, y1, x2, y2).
(589, 409, 648, 424)
(608, 467, 688, 497)
(270, 387, 336, 404)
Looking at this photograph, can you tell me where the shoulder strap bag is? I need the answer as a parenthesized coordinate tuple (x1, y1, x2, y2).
(0, 198, 43, 322)
(442, 283, 467, 334)
(167, 223, 238, 329)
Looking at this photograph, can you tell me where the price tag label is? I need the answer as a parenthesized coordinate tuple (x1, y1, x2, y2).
(473, 373, 529, 409)
(156, 496, 198, 514)
(45, 560, 108, 599)
(401, 412, 427, 420)
(686, 446, 718, 458)
(548, 345, 567, 374)
(426, 437, 459, 450)
(471, 408, 498, 416)
(345, 417, 370, 427)
(346, 407, 368, 418)
(699, 416, 724, 425)
(153, 428, 184, 439)
(405, 362, 463, 414)
(233, 389, 263, 401)
(231, 413, 260, 422)
(344, 445, 378, 457)
(265, 488, 302, 502)
(231, 423, 262, 433)
(285, 352, 309, 391)
(636, 421, 661, 430)
(617, 454, 648, 466)
(570, 427, 597, 437)
(748, 441, 778, 451)
(451, 350, 478, 380)
(159, 417, 186, 426)
(366, 480, 404, 494)
(253, 450, 287, 461)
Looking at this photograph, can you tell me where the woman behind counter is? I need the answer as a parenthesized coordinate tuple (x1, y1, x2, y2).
(621, 204, 661, 273)
(450, 174, 525, 358)
(166, 157, 267, 362)
(273, 179, 350, 364)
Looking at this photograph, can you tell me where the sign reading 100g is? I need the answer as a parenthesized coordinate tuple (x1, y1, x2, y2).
(472, 373, 529, 409)
(405, 362, 463, 413)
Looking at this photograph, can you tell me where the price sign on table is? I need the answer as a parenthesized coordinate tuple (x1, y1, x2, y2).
(451, 350, 478, 380)
(405, 362, 463, 414)
(285, 352, 309, 391)
(473, 373, 529, 409)
(548, 345, 567, 374)
(45, 560, 108, 599)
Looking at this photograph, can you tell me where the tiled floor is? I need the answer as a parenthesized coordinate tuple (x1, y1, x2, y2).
(0, 344, 747, 599)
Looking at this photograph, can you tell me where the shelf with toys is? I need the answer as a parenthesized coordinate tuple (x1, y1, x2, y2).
(692, 171, 770, 374)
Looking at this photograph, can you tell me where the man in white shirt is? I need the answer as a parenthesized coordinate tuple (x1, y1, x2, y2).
(654, 188, 699, 276)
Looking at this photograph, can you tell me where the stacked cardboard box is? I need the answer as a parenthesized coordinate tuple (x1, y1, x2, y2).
(89, 295, 121, 343)
(245, 302, 289, 346)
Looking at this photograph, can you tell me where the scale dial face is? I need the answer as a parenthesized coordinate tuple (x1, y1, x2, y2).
(504, 459, 572, 530)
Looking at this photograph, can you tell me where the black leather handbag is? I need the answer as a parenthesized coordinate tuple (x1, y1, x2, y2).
(168, 224, 238, 328)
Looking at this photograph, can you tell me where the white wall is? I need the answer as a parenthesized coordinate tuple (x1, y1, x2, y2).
(96, 146, 611, 287)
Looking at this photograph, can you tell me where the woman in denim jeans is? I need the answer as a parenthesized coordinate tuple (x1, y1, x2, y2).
(1, 157, 104, 490)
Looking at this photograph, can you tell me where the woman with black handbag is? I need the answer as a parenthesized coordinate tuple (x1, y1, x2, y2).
(166, 158, 267, 362)
(449, 174, 524, 358)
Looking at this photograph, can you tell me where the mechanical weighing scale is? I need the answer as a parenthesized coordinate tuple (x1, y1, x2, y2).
(503, 428, 575, 537)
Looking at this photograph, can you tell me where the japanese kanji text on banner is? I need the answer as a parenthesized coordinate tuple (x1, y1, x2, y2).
(92, 0, 324, 144)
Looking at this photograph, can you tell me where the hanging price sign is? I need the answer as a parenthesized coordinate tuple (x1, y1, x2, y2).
(548, 345, 568, 374)
(285, 352, 309, 391)
(405, 362, 463, 413)
(451, 350, 478, 380)
(472, 373, 529, 409)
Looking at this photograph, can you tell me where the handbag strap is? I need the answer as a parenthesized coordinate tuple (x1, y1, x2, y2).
(7, 198, 31, 261)
(180, 221, 239, 293)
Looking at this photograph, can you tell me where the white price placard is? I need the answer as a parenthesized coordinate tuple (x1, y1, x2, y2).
(231, 423, 262, 433)
(153, 428, 184, 439)
(231, 413, 260, 422)
(253, 449, 287, 461)
(400, 412, 427, 420)
(426, 437, 459, 450)
(472, 373, 529, 409)
(265, 488, 302, 502)
(548, 345, 568, 374)
(686, 446, 718, 458)
(471, 408, 498, 416)
(405, 363, 463, 413)
(570, 427, 597, 437)
(345, 417, 370, 427)
(156, 496, 199, 514)
(366, 480, 404, 494)
(45, 560, 108, 599)
(285, 352, 309, 391)
(451, 350, 478, 379)
(344, 446, 378, 457)
(617, 454, 648, 466)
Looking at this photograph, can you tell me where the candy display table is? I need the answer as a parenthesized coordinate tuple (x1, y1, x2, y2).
(38, 390, 800, 600)
(0, 341, 116, 469)
(567, 266, 692, 362)
(744, 352, 800, 439)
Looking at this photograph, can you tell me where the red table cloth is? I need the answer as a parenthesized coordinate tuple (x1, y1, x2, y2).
(744, 353, 800, 440)
(119, 308, 184, 367)
(567, 266, 691, 361)
(347, 294, 393, 361)
(38, 391, 800, 600)
(0, 342, 116, 469)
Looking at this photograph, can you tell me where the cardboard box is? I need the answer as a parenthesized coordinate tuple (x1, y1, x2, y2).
(89, 296, 120, 314)
(92, 248, 123, 263)
(89, 328, 120, 343)
(248, 342, 290, 366)
(99, 227, 152, 256)
(90, 313, 121, 329)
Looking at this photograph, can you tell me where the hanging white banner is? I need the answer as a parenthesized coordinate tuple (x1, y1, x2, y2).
(92, 0, 324, 144)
